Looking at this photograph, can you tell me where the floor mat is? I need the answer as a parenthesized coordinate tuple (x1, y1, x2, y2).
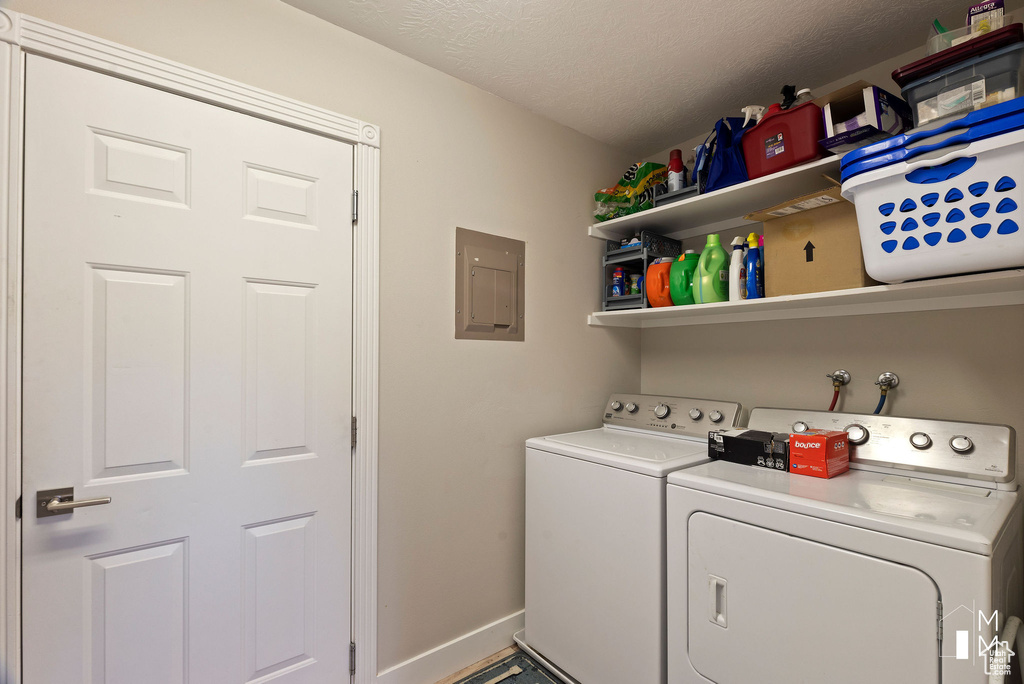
(454, 652, 561, 684)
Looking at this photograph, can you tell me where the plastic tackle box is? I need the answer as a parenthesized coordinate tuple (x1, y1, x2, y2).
(897, 24, 1024, 81)
(900, 41, 1024, 127)
(840, 97, 1024, 283)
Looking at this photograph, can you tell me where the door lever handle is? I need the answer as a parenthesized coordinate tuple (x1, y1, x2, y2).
(37, 487, 111, 518)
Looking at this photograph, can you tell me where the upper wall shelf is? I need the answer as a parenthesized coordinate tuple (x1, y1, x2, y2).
(588, 156, 842, 243)
(587, 270, 1024, 328)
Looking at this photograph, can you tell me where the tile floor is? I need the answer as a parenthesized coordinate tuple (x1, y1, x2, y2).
(438, 645, 565, 684)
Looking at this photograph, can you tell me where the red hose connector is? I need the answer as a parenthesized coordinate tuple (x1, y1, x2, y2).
(825, 369, 850, 412)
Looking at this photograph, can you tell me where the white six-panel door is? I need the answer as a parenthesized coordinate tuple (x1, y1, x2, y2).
(22, 55, 353, 683)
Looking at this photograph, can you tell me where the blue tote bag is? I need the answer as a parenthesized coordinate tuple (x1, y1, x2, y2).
(694, 117, 751, 194)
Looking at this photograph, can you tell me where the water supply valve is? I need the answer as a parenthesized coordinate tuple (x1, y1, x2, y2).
(826, 369, 851, 388)
(872, 371, 899, 415)
(825, 369, 850, 412)
(875, 372, 899, 390)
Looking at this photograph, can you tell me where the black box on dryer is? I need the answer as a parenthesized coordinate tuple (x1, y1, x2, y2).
(708, 429, 791, 472)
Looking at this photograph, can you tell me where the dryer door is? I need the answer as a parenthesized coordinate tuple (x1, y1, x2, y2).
(688, 513, 940, 683)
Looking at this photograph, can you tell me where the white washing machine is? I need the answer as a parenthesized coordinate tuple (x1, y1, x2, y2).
(667, 407, 1022, 684)
(521, 394, 742, 684)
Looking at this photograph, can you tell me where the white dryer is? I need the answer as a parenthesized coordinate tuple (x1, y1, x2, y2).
(522, 394, 741, 684)
(667, 408, 1022, 684)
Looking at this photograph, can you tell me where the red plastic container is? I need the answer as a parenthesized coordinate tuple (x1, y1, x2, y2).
(741, 102, 824, 180)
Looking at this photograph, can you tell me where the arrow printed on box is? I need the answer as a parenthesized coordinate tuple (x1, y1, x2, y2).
(804, 241, 815, 262)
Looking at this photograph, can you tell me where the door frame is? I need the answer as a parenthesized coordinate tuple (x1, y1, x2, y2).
(0, 10, 381, 683)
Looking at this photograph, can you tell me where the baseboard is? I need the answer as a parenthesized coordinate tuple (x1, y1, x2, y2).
(376, 610, 525, 684)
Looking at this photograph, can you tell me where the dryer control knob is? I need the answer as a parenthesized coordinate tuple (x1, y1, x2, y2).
(654, 404, 671, 420)
(910, 432, 932, 449)
(950, 435, 974, 453)
(709, 410, 724, 423)
(792, 421, 809, 433)
(688, 408, 703, 421)
(844, 424, 869, 445)
(610, 400, 623, 412)
(625, 402, 639, 414)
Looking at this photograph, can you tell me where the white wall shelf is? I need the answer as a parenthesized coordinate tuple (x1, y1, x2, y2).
(588, 156, 842, 243)
(587, 270, 1024, 328)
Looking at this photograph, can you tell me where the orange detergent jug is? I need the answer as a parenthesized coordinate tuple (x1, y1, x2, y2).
(645, 260, 675, 307)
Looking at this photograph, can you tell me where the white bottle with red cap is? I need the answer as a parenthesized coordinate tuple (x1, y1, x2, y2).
(667, 149, 685, 192)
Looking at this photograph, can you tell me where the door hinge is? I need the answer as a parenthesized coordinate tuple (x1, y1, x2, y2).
(352, 190, 359, 224)
(351, 416, 357, 448)
(937, 601, 944, 641)
(14, 496, 21, 520)
(349, 641, 356, 675)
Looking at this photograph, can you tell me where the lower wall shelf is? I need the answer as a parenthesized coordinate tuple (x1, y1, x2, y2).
(587, 270, 1024, 328)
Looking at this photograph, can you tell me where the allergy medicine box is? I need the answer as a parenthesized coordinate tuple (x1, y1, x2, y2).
(789, 430, 850, 479)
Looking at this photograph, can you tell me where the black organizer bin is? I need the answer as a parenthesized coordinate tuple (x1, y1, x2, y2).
(602, 231, 682, 311)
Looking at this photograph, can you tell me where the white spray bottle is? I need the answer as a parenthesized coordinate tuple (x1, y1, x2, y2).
(741, 105, 766, 128)
(729, 236, 746, 301)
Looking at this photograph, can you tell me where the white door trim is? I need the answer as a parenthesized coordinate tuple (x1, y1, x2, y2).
(0, 10, 381, 682)
(352, 141, 381, 684)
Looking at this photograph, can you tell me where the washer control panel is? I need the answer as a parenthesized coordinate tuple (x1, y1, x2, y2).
(604, 394, 741, 438)
(748, 407, 1015, 485)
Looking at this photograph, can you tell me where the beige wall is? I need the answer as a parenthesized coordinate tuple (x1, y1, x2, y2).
(642, 305, 1024, 471)
(2, 0, 639, 671)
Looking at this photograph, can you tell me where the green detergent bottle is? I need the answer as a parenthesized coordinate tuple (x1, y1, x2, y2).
(694, 233, 729, 304)
(669, 250, 700, 305)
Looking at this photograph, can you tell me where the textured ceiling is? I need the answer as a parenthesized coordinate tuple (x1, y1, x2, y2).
(284, 0, 972, 153)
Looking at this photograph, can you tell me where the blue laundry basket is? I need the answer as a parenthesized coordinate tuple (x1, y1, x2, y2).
(841, 97, 1024, 283)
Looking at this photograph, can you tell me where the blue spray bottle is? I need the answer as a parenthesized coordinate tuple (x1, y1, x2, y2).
(745, 233, 763, 299)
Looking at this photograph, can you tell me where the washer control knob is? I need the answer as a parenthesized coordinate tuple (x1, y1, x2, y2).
(950, 435, 974, 454)
(610, 400, 623, 412)
(792, 421, 809, 433)
(910, 432, 932, 449)
(844, 424, 869, 445)
(709, 410, 724, 423)
(688, 408, 703, 421)
(625, 402, 639, 414)
(654, 404, 671, 420)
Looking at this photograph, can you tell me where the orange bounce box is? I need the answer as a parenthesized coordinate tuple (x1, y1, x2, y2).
(789, 430, 849, 479)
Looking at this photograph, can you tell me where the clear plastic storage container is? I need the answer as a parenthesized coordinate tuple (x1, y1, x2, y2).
(927, 22, 1004, 55)
(901, 42, 1024, 127)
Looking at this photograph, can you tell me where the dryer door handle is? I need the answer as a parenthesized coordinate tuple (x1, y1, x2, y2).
(708, 574, 728, 628)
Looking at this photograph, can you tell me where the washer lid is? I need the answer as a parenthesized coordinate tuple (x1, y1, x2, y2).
(667, 460, 1018, 554)
(527, 428, 709, 477)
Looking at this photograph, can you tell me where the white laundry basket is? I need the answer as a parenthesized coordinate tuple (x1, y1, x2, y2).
(841, 120, 1024, 284)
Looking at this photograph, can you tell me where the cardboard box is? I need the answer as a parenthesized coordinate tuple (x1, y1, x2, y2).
(789, 430, 849, 479)
(816, 81, 912, 156)
(746, 183, 879, 297)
